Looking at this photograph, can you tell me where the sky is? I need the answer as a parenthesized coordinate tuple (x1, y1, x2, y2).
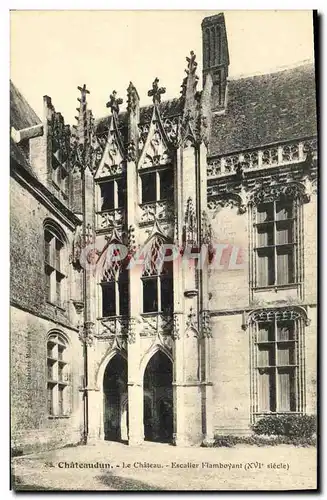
(10, 10, 315, 125)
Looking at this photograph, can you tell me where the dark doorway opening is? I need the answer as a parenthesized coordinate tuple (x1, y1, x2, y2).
(103, 354, 128, 442)
(143, 350, 173, 443)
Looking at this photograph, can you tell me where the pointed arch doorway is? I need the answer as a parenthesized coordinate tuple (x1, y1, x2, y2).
(103, 353, 128, 442)
(143, 350, 173, 443)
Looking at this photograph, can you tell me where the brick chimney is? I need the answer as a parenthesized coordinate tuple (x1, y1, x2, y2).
(202, 13, 230, 111)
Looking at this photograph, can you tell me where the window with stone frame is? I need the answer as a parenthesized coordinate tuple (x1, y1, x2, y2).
(140, 167, 174, 204)
(47, 332, 71, 417)
(101, 253, 129, 318)
(249, 308, 307, 420)
(141, 236, 173, 314)
(256, 321, 296, 412)
(44, 222, 66, 307)
(99, 178, 125, 211)
(254, 200, 296, 287)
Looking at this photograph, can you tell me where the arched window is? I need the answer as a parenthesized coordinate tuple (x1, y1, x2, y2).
(44, 220, 67, 307)
(47, 332, 71, 417)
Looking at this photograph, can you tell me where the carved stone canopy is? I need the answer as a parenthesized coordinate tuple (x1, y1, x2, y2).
(242, 306, 311, 330)
(249, 182, 309, 206)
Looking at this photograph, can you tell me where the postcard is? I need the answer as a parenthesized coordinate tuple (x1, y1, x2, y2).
(10, 9, 318, 491)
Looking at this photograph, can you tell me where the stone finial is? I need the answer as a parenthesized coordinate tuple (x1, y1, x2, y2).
(73, 84, 91, 141)
(77, 84, 90, 99)
(71, 84, 98, 173)
(181, 51, 199, 99)
(106, 90, 123, 114)
(186, 50, 198, 75)
(127, 81, 139, 114)
(148, 78, 166, 104)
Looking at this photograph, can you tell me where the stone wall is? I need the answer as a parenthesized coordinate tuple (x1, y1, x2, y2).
(303, 195, 317, 304)
(207, 194, 317, 435)
(11, 307, 83, 454)
(210, 314, 251, 435)
(10, 176, 79, 327)
(10, 175, 83, 453)
(208, 206, 249, 311)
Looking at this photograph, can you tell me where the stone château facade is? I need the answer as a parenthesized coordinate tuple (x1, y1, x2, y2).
(10, 13, 317, 453)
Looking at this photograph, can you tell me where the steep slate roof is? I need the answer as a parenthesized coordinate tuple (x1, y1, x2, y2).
(10, 81, 41, 176)
(10, 137, 32, 172)
(11, 62, 317, 165)
(209, 63, 317, 157)
(10, 81, 41, 130)
(95, 63, 317, 158)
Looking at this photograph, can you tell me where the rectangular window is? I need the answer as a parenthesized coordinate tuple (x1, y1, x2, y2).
(140, 168, 174, 204)
(141, 172, 157, 203)
(160, 275, 173, 313)
(116, 178, 125, 208)
(56, 274, 62, 304)
(47, 384, 54, 415)
(143, 278, 158, 313)
(101, 272, 129, 317)
(58, 386, 64, 415)
(58, 345, 64, 361)
(255, 201, 295, 287)
(99, 179, 125, 211)
(47, 333, 69, 417)
(102, 282, 116, 317)
(119, 279, 129, 317)
(55, 239, 62, 271)
(256, 321, 297, 413)
(159, 169, 174, 200)
(47, 360, 54, 380)
(58, 362, 66, 382)
(142, 275, 173, 314)
(47, 342, 55, 358)
(44, 228, 65, 307)
(44, 232, 51, 265)
(45, 267, 52, 302)
(100, 181, 115, 211)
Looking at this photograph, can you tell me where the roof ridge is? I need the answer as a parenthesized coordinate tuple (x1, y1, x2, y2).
(228, 59, 314, 81)
(95, 96, 183, 125)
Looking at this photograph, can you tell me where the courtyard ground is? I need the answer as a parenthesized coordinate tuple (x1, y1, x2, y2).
(11, 441, 317, 491)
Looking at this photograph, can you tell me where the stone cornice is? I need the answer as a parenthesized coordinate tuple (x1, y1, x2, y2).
(207, 150, 317, 214)
(207, 136, 317, 180)
(10, 158, 82, 231)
